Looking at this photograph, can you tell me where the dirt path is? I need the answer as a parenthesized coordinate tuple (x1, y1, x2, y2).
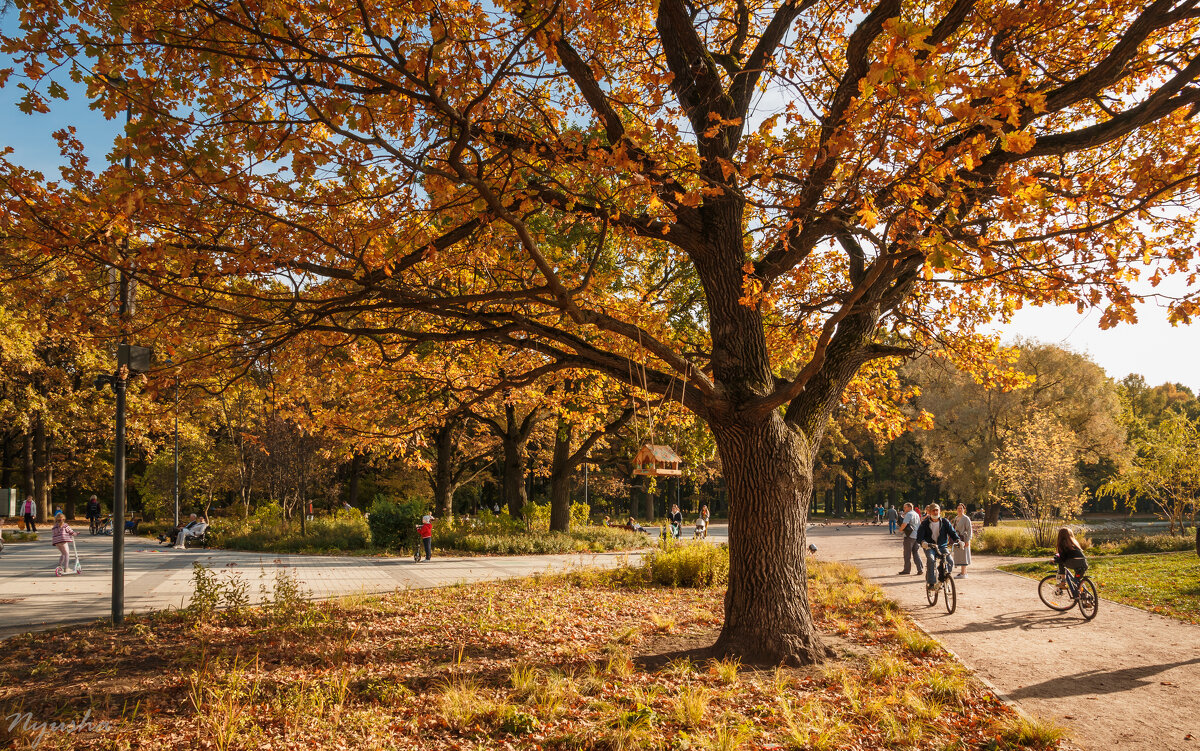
(808, 524, 1200, 751)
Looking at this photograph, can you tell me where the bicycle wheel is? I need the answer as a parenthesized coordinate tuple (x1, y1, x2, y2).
(1038, 574, 1075, 611)
(942, 574, 957, 614)
(925, 578, 939, 606)
(1076, 577, 1099, 620)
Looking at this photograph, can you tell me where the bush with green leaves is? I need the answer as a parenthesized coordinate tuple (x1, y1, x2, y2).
(220, 507, 370, 553)
(367, 496, 427, 551)
(644, 542, 729, 587)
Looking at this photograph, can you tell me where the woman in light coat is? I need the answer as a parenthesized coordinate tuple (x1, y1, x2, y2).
(952, 503, 973, 578)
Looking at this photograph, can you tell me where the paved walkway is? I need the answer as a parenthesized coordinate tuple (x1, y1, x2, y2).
(0, 534, 643, 638)
(808, 524, 1200, 751)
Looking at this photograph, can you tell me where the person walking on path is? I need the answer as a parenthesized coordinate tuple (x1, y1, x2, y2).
(952, 503, 973, 578)
(50, 512, 76, 575)
(20, 496, 36, 532)
(916, 503, 960, 593)
(898, 502, 923, 575)
(418, 514, 434, 561)
(886, 504, 897, 534)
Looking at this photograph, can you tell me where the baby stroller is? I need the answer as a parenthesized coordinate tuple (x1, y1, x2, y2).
(56, 537, 82, 576)
(96, 515, 113, 535)
(694, 517, 707, 540)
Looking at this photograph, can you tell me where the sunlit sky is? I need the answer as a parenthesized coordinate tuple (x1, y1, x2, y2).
(2, 15, 1197, 395)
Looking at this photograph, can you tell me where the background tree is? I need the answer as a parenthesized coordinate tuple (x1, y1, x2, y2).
(909, 342, 1124, 523)
(991, 410, 1086, 547)
(1101, 409, 1200, 534)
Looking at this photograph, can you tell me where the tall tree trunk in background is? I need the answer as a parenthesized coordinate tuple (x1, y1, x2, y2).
(432, 424, 454, 518)
(633, 470, 643, 518)
(984, 499, 1001, 527)
(1, 430, 12, 489)
(347, 452, 363, 508)
(548, 416, 574, 532)
(642, 476, 656, 521)
(501, 404, 528, 517)
(33, 419, 49, 523)
(22, 431, 33, 500)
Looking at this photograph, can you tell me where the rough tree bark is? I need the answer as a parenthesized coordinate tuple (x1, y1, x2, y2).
(711, 413, 828, 664)
(501, 403, 530, 517)
(432, 423, 454, 518)
(548, 417, 573, 532)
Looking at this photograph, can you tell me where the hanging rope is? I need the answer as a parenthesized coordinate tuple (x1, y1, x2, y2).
(626, 356, 642, 446)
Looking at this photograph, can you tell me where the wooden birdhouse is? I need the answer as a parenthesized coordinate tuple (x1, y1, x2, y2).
(632, 443, 683, 477)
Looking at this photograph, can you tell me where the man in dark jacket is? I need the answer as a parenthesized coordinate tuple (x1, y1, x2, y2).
(916, 503, 961, 592)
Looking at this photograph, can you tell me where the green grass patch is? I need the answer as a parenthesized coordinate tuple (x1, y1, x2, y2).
(209, 504, 646, 557)
(1001, 552, 1200, 624)
(436, 525, 646, 555)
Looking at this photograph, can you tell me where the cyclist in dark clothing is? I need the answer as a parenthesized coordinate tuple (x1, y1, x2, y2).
(916, 503, 961, 592)
(85, 495, 102, 534)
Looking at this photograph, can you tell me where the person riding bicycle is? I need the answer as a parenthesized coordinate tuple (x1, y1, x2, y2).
(916, 503, 961, 594)
(1054, 527, 1088, 581)
(85, 495, 102, 533)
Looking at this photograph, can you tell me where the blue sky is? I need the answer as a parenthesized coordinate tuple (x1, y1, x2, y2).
(2, 13, 1197, 394)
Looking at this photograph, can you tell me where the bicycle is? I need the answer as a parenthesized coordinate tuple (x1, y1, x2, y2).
(1038, 567, 1098, 620)
(921, 542, 958, 614)
(411, 524, 424, 562)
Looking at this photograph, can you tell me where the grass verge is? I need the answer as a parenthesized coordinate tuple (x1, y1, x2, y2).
(1000, 551, 1200, 624)
(973, 525, 1193, 558)
(0, 557, 1060, 750)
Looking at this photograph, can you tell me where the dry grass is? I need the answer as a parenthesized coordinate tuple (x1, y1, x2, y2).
(0, 559, 1060, 751)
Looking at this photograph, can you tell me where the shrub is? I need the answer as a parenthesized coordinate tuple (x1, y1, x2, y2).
(570, 501, 591, 529)
(437, 526, 644, 555)
(972, 526, 1059, 556)
(644, 542, 729, 587)
(220, 509, 371, 554)
(975, 524, 1193, 558)
(1089, 533, 1193, 556)
(366, 497, 426, 551)
(524, 502, 551, 532)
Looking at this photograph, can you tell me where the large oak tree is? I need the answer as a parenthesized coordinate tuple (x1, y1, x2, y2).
(2, 0, 1199, 663)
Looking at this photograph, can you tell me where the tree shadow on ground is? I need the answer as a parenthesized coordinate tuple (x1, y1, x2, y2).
(1006, 657, 1200, 701)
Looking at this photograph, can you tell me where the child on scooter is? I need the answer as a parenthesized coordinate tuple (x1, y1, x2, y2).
(51, 512, 77, 576)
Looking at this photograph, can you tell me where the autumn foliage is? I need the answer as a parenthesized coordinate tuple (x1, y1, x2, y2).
(1, 0, 1198, 663)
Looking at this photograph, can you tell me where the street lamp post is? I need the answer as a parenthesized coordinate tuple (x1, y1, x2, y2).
(95, 344, 151, 626)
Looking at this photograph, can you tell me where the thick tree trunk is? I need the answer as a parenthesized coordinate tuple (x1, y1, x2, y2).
(432, 425, 454, 518)
(549, 417, 573, 532)
(643, 476, 655, 521)
(712, 414, 828, 666)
